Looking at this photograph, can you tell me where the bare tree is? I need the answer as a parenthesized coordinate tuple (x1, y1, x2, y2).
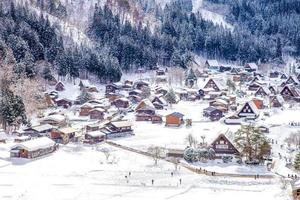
(98, 147, 112, 161)
(185, 133, 198, 148)
(147, 145, 165, 165)
(285, 131, 300, 149)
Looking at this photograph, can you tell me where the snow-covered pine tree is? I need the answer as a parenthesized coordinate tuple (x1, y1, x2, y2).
(76, 88, 92, 105)
(164, 88, 177, 107)
(294, 153, 300, 170)
(234, 124, 271, 162)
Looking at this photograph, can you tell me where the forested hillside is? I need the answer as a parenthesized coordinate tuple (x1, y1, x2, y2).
(207, 0, 300, 59)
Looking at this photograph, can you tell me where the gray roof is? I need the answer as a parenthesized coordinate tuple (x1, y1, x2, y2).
(168, 112, 184, 118)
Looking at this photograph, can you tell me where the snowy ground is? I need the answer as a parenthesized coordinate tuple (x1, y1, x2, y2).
(0, 144, 291, 200)
(192, 0, 234, 31)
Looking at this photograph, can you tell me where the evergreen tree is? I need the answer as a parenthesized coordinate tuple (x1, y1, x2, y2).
(0, 89, 27, 129)
(76, 88, 92, 104)
(294, 152, 300, 170)
(275, 37, 282, 60)
(164, 88, 177, 106)
(234, 124, 271, 162)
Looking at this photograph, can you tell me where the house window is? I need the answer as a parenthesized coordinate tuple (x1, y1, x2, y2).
(296, 189, 300, 196)
(216, 144, 228, 149)
(243, 105, 252, 113)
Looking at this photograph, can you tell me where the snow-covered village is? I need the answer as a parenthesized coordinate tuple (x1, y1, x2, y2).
(1, 0, 300, 200)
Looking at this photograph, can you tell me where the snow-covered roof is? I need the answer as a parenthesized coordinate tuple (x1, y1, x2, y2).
(10, 137, 55, 152)
(58, 127, 77, 134)
(42, 114, 65, 122)
(110, 121, 132, 128)
(206, 60, 219, 67)
(86, 131, 105, 137)
(246, 63, 258, 70)
(90, 108, 105, 113)
(25, 124, 54, 132)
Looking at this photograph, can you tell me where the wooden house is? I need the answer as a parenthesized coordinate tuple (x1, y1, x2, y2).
(255, 86, 271, 97)
(50, 127, 77, 144)
(40, 114, 66, 127)
(134, 80, 149, 90)
(86, 124, 100, 132)
(89, 108, 105, 120)
(155, 87, 168, 96)
(230, 67, 241, 75)
(281, 73, 288, 79)
(129, 89, 143, 97)
(269, 71, 279, 78)
(10, 137, 57, 159)
(291, 177, 300, 200)
(237, 101, 259, 119)
(24, 124, 55, 137)
(128, 95, 142, 103)
(156, 70, 167, 83)
(210, 134, 240, 156)
(113, 98, 130, 109)
(84, 131, 105, 144)
(152, 96, 167, 110)
(135, 99, 155, 111)
(286, 75, 299, 85)
(205, 60, 220, 71)
(156, 69, 166, 76)
(124, 80, 133, 86)
(55, 81, 65, 91)
(244, 63, 258, 72)
(151, 114, 163, 124)
(80, 103, 94, 116)
(105, 92, 122, 102)
(135, 106, 156, 121)
(123, 82, 133, 91)
(297, 73, 300, 82)
(203, 106, 224, 121)
(219, 64, 232, 72)
(55, 98, 72, 108)
(270, 95, 285, 108)
(203, 78, 225, 92)
(280, 84, 300, 101)
(101, 120, 133, 138)
(209, 100, 228, 113)
(105, 83, 121, 94)
(269, 85, 277, 95)
(165, 112, 184, 126)
(248, 82, 262, 91)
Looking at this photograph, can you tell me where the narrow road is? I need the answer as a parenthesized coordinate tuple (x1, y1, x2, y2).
(106, 141, 277, 179)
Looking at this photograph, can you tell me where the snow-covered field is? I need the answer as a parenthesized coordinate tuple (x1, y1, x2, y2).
(0, 144, 290, 200)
